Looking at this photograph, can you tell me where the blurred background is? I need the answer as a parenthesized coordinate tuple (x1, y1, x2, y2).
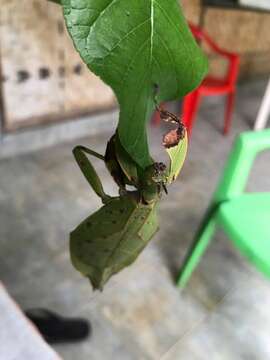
(1, 0, 270, 132)
(0, 0, 270, 359)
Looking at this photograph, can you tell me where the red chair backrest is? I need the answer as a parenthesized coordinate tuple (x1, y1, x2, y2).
(189, 23, 225, 55)
(189, 23, 240, 85)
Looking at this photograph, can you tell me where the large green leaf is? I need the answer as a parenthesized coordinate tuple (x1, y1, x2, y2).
(61, 0, 208, 168)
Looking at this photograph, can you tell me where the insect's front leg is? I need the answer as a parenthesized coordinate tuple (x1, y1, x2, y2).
(105, 136, 128, 196)
(73, 146, 112, 204)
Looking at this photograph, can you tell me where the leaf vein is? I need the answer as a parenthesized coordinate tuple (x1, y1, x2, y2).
(90, 18, 151, 60)
(153, 0, 195, 92)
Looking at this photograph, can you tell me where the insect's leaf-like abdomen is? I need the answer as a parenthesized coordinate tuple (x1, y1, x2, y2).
(70, 194, 158, 290)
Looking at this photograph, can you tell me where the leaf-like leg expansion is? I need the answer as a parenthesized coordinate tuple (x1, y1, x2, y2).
(73, 146, 111, 204)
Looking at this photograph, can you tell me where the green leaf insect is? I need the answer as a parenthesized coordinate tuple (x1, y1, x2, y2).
(48, 0, 207, 289)
(71, 121, 187, 290)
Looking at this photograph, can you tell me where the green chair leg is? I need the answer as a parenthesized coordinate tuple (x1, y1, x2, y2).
(177, 129, 270, 289)
(177, 215, 216, 289)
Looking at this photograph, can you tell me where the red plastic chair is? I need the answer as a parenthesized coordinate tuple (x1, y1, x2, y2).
(153, 23, 240, 136)
(185, 23, 240, 135)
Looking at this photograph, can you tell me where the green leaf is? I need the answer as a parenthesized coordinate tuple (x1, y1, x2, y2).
(166, 133, 188, 183)
(61, 0, 208, 168)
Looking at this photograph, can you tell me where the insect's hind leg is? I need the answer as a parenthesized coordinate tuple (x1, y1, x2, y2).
(73, 146, 112, 204)
(75, 146, 105, 161)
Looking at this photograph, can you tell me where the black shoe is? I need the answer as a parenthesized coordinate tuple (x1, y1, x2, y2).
(25, 308, 91, 344)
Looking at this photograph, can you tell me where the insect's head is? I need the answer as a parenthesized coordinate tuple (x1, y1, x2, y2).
(144, 162, 167, 184)
(151, 162, 167, 183)
(141, 162, 168, 203)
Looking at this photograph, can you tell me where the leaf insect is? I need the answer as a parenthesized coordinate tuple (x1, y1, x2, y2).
(70, 109, 187, 290)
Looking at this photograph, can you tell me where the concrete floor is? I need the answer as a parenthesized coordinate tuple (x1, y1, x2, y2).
(0, 79, 270, 360)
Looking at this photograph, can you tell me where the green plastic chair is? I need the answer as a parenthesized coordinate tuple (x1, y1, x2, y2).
(177, 129, 270, 288)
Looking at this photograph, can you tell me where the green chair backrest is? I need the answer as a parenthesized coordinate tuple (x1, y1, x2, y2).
(214, 129, 270, 204)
